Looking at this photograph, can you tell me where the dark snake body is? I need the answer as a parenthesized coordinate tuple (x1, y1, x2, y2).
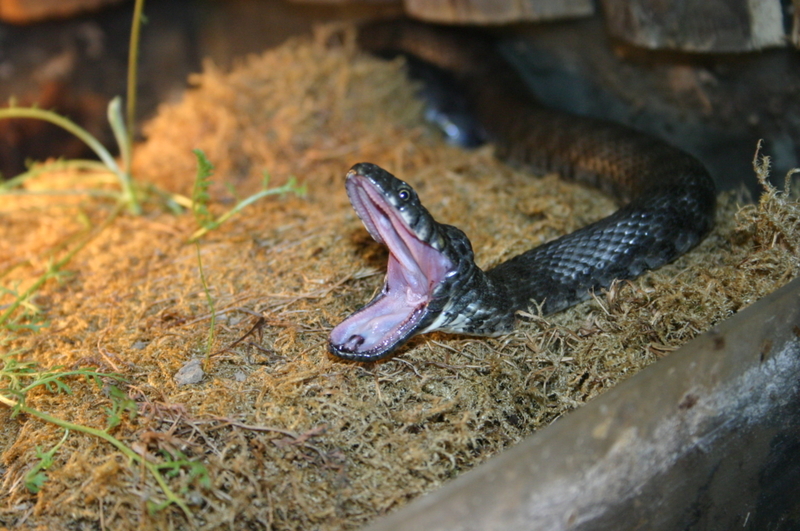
(328, 21, 716, 361)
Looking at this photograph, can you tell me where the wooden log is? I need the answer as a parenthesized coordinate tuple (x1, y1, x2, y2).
(601, 0, 785, 52)
(403, 0, 594, 25)
(0, 0, 126, 24)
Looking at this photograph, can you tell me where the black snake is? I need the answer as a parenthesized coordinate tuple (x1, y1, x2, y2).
(328, 21, 716, 362)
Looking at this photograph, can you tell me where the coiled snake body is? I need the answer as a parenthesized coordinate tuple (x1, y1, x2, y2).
(328, 22, 716, 361)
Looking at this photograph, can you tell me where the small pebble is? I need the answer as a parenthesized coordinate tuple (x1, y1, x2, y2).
(174, 358, 205, 385)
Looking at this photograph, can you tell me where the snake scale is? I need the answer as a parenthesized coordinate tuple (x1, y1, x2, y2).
(328, 21, 716, 361)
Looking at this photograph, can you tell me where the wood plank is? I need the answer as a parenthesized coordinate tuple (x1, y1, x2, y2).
(404, 0, 594, 24)
(601, 0, 785, 51)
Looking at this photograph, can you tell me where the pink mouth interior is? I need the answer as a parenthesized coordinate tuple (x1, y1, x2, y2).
(329, 175, 452, 357)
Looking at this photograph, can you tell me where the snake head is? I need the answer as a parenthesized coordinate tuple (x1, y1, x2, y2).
(328, 163, 459, 361)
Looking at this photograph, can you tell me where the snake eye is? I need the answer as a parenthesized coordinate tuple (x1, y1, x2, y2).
(397, 188, 411, 201)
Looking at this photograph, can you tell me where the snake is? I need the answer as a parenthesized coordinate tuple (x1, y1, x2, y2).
(328, 21, 716, 362)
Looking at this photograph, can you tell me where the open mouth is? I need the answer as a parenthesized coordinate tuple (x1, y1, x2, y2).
(328, 170, 452, 361)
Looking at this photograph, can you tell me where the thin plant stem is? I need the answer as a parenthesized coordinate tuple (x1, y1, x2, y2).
(195, 243, 216, 368)
(0, 104, 140, 214)
(127, 0, 146, 148)
(0, 362, 191, 517)
(0, 107, 121, 175)
(188, 180, 305, 242)
(106, 97, 139, 213)
(6, 400, 191, 518)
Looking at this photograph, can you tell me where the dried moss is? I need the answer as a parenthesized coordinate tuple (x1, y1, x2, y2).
(1, 25, 798, 531)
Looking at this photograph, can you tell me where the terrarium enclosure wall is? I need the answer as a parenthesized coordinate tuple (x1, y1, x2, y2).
(0, 1, 799, 530)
